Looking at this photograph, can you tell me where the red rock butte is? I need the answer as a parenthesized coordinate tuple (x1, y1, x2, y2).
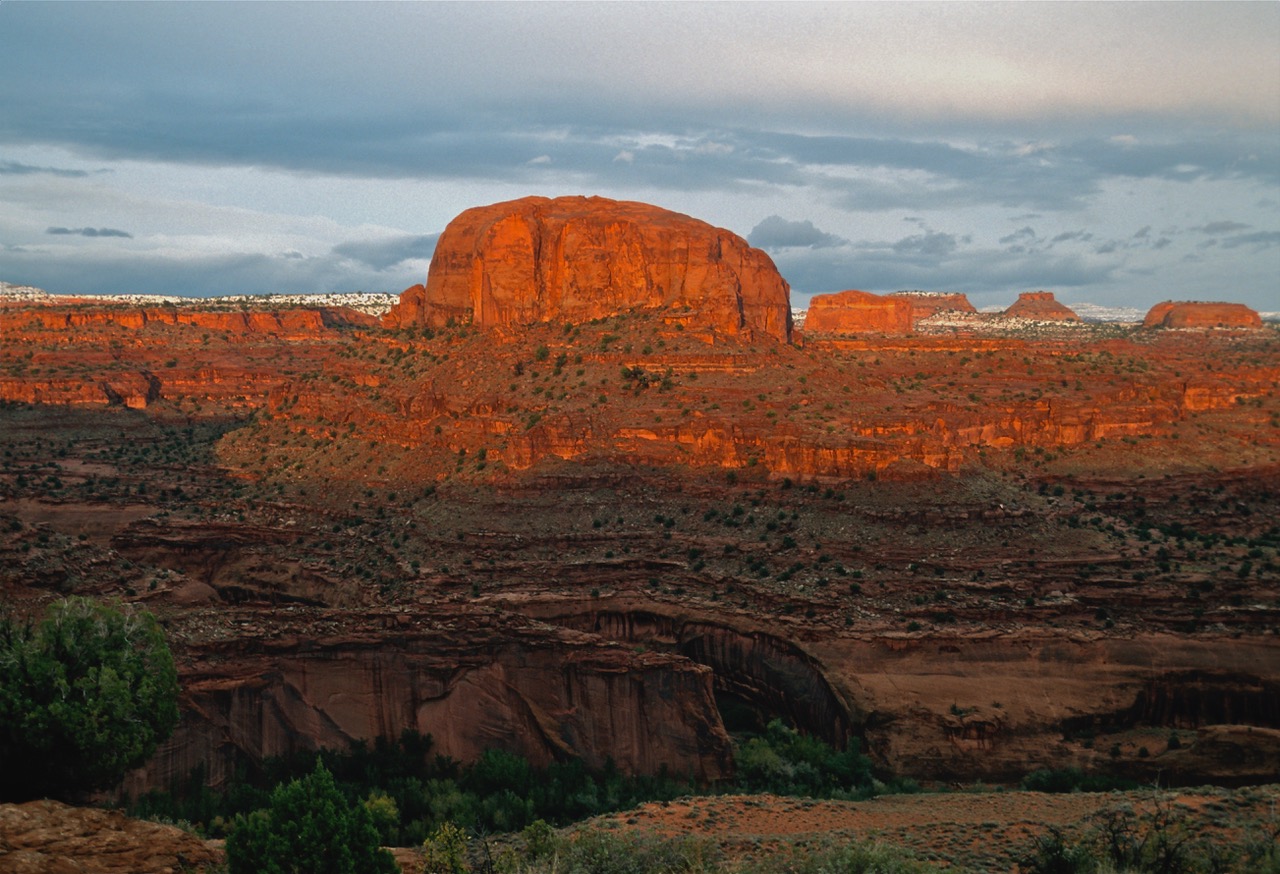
(384, 196, 792, 342)
(1003, 291, 1080, 322)
(803, 289, 913, 335)
(1143, 300, 1263, 329)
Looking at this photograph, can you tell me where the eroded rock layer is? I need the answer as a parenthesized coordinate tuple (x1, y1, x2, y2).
(384, 196, 792, 341)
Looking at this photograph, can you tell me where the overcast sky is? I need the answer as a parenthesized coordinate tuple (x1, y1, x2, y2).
(2, 2, 1278, 311)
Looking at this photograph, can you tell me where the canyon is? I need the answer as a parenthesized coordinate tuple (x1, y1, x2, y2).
(1, 201, 1277, 809)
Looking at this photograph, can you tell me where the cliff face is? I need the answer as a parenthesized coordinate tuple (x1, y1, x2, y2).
(1003, 292, 1080, 322)
(384, 196, 792, 341)
(124, 616, 733, 795)
(1143, 301, 1263, 329)
(803, 290, 913, 335)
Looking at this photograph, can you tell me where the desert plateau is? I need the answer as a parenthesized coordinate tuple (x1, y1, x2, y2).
(1, 193, 1277, 873)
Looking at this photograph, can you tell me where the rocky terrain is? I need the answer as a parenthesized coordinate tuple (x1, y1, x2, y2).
(0, 197, 1278, 867)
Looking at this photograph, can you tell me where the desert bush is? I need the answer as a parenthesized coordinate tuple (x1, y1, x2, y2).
(0, 597, 179, 801)
(741, 840, 941, 874)
(225, 760, 396, 874)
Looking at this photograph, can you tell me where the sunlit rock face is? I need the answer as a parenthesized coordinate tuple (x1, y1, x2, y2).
(1002, 292, 1081, 322)
(1143, 301, 1263, 329)
(383, 196, 792, 342)
(802, 290, 913, 335)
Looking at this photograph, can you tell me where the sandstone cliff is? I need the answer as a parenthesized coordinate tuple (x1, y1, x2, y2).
(1003, 292, 1080, 322)
(803, 290, 912, 335)
(383, 196, 792, 341)
(1143, 300, 1263, 329)
(124, 611, 734, 795)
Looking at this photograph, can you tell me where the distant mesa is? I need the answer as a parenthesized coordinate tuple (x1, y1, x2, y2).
(889, 291, 977, 322)
(382, 196, 792, 341)
(803, 289, 913, 335)
(1143, 300, 1262, 329)
(1002, 291, 1080, 322)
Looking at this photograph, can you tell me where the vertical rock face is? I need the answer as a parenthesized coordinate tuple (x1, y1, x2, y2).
(124, 623, 734, 796)
(1003, 291, 1081, 322)
(384, 196, 792, 341)
(802, 290, 913, 334)
(1143, 301, 1263, 329)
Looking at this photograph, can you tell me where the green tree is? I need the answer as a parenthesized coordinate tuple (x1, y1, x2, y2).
(0, 597, 179, 801)
(226, 760, 396, 874)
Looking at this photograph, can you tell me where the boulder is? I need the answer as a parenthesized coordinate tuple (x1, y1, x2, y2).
(803, 290, 913, 335)
(384, 196, 792, 341)
(1002, 291, 1080, 322)
(1143, 301, 1262, 329)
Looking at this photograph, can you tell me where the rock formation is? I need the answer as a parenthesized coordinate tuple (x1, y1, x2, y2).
(1143, 301, 1263, 329)
(802, 290, 913, 335)
(383, 196, 792, 341)
(0, 799, 220, 873)
(1002, 292, 1081, 322)
(889, 292, 977, 322)
(123, 609, 733, 796)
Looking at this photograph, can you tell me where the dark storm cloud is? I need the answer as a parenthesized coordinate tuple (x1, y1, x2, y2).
(46, 226, 133, 238)
(748, 216, 845, 249)
(331, 234, 439, 271)
(0, 160, 89, 178)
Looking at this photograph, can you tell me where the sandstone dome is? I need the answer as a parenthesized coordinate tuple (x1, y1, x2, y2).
(1143, 301, 1262, 329)
(384, 196, 792, 341)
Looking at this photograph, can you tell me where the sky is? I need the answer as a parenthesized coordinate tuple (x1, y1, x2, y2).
(1, 2, 1278, 312)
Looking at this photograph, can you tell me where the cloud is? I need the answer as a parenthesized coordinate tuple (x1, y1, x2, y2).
(527, 155, 552, 165)
(1193, 220, 1251, 234)
(331, 233, 439, 271)
(0, 160, 89, 178)
(0, 247, 414, 298)
(891, 231, 959, 257)
(748, 216, 845, 249)
(1220, 231, 1280, 250)
(46, 226, 132, 238)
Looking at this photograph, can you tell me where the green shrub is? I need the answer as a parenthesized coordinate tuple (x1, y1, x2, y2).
(225, 760, 396, 874)
(741, 840, 942, 874)
(0, 597, 179, 801)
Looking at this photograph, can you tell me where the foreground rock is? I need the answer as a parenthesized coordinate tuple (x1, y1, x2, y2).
(1003, 291, 1081, 322)
(0, 800, 220, 873)
(1143, 300, 1263, 329)
(384, 196, 792, 341)
(803, 290, 913, 335)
